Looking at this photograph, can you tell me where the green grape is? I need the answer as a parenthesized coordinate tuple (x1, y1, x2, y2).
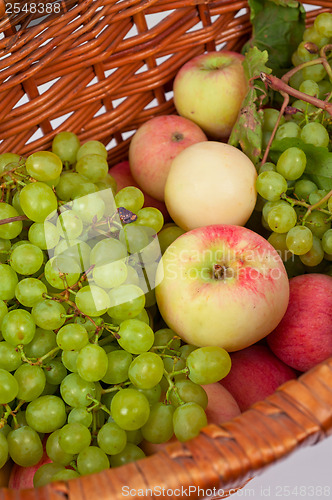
(28, 221, 60, 250)
(163, 356, 186, 382)
(102, 349, 132, 384)
(7, 426, 43, 467)
(76, 446, 109, 475)
(289, 69, 304, 90)
(0, 203, 23, 240)
(134, 207, 164, 233)
(97, 422, 127, 455)
(33, 462, 66, 488)
(173, 402, 207, 442)
(14, 363, 46, 401)
(322, 229, 332, 254)
(285, 225, 313, 256)
(294, 179, 317, 201)
(153, 328, 181, 353)
(267, 232, 292, 262)
(0, 264, 18, 301)
(299, 235, 324, 267)
(0, 238, 11, 263)
(10, 243, 44, 275)
(108, 284, 145, 320)
(0, 432, 8, 469)
(111, 388, 150, 430)
(257, 162, 276, 174)
(72, 192, 105, 224)
(58, 423, 91, 455)
(308, 189, 328, 207)
(0, 341, 22, 371)
(179, 344, 198, 361)
(301, 122, 329, 148)
(275, 122, 301, 141)
(56, 209, 83, 239)
(126, 429, 143, 445)
(72, 181, 99, 199)
(75, 154, 108, 183)
(0, 153, 21, 174)
(12, 410, 27, 429)
(26, 151, 63, 181)
(55, 172, 86, 201)
(24, 328, 57, 358)
(318, 80, 332, 100)
(158, 224, 185, 254)
(51, 469, 80, 482)
(314, 12, 332, 37)
(276, 147, 307, 181)
(75, 285, 110, 317)
(20, 182, 58, 222)
(0, 299, 8, 329)
(302, 63, 326, 82)
(109, 442, 145, 468)
(15, 278, 47, 308)
(76, 140, 107, 161)
(299, 79, 320, 97)
(68, 407, 93, 427)
(303, 26, 329, 48)
(11, 191, 24, 215)
(141, 402, 174, 444)
(26, 395, 67, 433)
(93, 259, 128, 289)
(267, 202, 297, 233)
(56, 323, 89, 351)
(262, 108, 285, 132)
(2, 309, 36, 346)
(89, 238, 127, 266)
(61, 350, 79, 373)
(32, 299, 66, 330)
(329, 196, 332, 213)
(305, 210, 331, 238)
(96, 173, 117, 194)
(256, 171, 288, 201)
(44, 358, 67, 385)
(76, 343, 108, 382)
(117, 319, 154, 354)
(0, 368, 19, 403)
(54, 239, 91, 271)
(291, 99, 317, 122)
(297, 41, 318, 63)
(128, 352, 164, 390)
(128, 383, 162, 406)
(115, 186, 144, 213)
(170, 379, 208, 409)
(60, 372, 96, 407)
(186, 346, 231, 385)
(46, 430, 75, 465)
(119, 224, 150, 254)
(52, 131, 80, 165)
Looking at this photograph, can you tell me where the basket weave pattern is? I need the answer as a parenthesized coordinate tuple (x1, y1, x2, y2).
(1, 1, 332, 498)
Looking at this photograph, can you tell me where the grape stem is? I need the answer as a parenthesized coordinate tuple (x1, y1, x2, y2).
(16, 344, 60, 366)
(164, 368, 188, 405)
(101, 381, 131, 394)
(0, 214, 28, 225)
(281, 191, 332, 223)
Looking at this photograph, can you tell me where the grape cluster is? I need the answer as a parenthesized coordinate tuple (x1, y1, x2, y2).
(0, 132, 231, 486)
(255, 12, 332, 277)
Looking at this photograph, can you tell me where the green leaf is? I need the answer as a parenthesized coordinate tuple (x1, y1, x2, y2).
(270, 138, 332, 190)
(228, 48, 271, 166)
(242, 0, 305, 74)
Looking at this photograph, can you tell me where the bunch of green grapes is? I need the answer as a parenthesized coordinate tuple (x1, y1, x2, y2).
(0, 132, 231, 487)
(255, 11, 332, 277)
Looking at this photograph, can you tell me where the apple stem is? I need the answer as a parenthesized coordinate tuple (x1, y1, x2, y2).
(213, 264, 226, 280)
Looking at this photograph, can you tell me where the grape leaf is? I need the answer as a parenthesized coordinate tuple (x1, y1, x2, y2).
(242, 0, 305, 74)
(269, 138, 332, 190)
(228, 47, 271, 166)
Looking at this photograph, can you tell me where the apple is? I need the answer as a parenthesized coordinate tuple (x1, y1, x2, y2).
(155, 224, 289, 352)
(108, 161, 171, 222)
(164, 141, 257, 231)
(128, 115, 207, 201)
(267, 273, 332, 372)
(8, 450, 52, 489)
(220, 344, 297, 411)
(173, 51, 247, 140)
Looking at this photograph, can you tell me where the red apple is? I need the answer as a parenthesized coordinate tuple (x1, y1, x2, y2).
(202, 383, 241, 424)
(267, 273, 332, 372)
(173, 51, 247, 140)
(155, 224, 290, 352)
(220, 344, 297, 411)
(128, 115, 207, 201)
(109, 161, 171, 222)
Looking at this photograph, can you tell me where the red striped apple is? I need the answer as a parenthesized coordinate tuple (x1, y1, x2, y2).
(155, 224, 289, 352)
(173, 51, 247, 140)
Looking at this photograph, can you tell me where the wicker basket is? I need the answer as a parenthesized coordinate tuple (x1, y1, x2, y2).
(1, 0, 332, 498)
